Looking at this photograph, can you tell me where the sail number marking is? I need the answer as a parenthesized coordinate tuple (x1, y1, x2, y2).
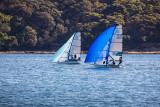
(75, 36, 79, 39)
(115, 30, 120, 33)
(117, 35, 122, 39)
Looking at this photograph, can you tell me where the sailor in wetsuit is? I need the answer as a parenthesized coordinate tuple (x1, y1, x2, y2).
(103, 61, 108, 66)
(118, 57, 122, 65)
(71, 54, 73, 59)
(113, 59, 115, 65)
(78, 57, 81, 60)
(103, 61, 105, 64)
(74, 54, 77, 59)
(106, 61, 108, 66)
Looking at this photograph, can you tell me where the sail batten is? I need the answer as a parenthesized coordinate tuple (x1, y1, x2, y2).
(68, 32, 81, 60)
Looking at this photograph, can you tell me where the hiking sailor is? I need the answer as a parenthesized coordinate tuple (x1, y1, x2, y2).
(118, 57, 122, 65)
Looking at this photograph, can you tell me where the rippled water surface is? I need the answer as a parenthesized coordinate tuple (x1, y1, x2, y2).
(0, 54, 160, 107)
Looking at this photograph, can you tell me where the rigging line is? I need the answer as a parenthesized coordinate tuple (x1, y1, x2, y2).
(108, 54, 114, 60)
(106, 25, 117, 63)
(106, 40, 111, 63)
(68, 33, 76, 60)
(94, 27, 116, 64)
(57, 35, 74, 62)
(94, 43, 110, 64)
(57, 43, 71, 62)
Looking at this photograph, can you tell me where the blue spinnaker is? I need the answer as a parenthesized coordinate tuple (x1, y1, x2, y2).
(85, 25, 116, 63)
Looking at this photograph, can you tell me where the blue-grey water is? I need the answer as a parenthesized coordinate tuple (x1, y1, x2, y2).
(0, 54, 160, 107)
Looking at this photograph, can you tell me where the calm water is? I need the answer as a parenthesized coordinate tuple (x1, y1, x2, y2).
(0, 54, 160, 107)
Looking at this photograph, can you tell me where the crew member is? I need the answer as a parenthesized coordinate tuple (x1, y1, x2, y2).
(113, 59, 115, 65)
(118, 57, 122, 65)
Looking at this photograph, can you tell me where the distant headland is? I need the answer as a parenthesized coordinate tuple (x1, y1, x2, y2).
(0, 0, 159, 51)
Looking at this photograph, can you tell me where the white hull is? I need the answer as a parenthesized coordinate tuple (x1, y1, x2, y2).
(94, 64, 121, 68)
(59, 60, 80, 64)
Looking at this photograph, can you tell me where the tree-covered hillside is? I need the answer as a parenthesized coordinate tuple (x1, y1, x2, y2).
(0, 0, 159, 51)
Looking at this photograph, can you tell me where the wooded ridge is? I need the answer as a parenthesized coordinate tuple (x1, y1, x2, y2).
(0, 0, 159, 51)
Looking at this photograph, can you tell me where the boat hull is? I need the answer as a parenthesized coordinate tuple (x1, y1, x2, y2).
(94, 64, 121, 68)
(58, 60, 81, 64)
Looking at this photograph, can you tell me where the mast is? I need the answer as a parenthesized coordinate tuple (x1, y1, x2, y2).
(50, 33, 74, 62)
(68, 32, 76, 60)
(106, 25, 117, 64)
(106, 40, 111, 64)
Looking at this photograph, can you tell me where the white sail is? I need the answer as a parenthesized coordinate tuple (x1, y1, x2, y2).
(108, 24, 123, 62)
(50, 32, 81, 63)
(68, 32, 81, 60)
(58, 43, 71, 62)
(50, 34, 74, 62)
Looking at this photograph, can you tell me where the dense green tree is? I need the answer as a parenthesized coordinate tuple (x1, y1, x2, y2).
(18, 26, 37, 49)
(0, 0, 159, 51)
(0, 32, 18, 50)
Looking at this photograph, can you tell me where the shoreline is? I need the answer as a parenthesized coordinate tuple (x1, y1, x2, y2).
(0, 51, 160, 54)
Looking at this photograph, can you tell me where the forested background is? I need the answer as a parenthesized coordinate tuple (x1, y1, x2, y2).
(0, 0, 160, 51)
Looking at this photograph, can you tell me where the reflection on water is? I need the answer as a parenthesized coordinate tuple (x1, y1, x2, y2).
(0, 54, 160, 106)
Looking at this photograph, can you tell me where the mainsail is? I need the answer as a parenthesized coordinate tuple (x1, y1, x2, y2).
(108, 25, 122, 63)
(50, 32, 81, 62)
(68, 32, 81, 60)
(85, 24, 122, 65)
